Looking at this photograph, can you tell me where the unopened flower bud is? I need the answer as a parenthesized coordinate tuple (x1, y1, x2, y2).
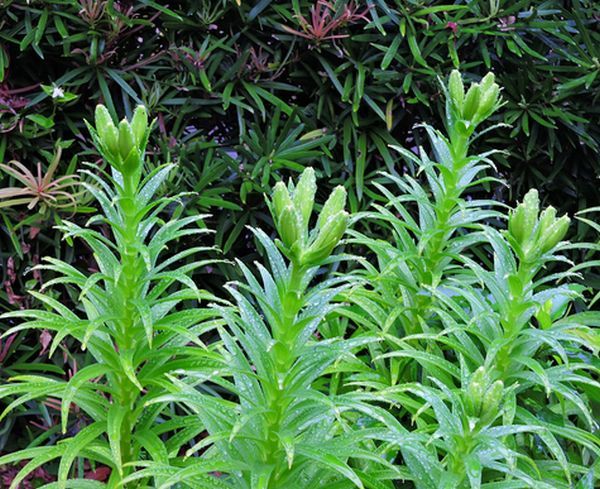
(272, 181, 292, 221)
(302, 211, 348, 265)
(105, 125, 120, 159)
(509, 206, 527, 245)
(118, 120, 136, 161)
(448, 70, 464, 111)
(293, 167, 316, 229)
(130, 105, 148, 147)
(95, 105, 114, 140)
(94, 105, 119, 156)
(476, 83, 499, 121)
(522, 189, 540, 220)
(540, 215, 570, 253)
(462, 83, 481, 121)
(510, 189, 539, 245)
(480, 380, 504, 424)
(467, 366, 487, 416)
(479, 72, 496, 93)
(317, 185, 347, 230)
(121, 147, 141, 175)
(278, 205, 302, 249)
(538, 206, 557, 237)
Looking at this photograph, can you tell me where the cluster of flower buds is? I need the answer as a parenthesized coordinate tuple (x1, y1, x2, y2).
(464, 366, 504, 429)
(270, 167, 348, 267)
(447, 70, 501, 136)
(88, 105, 151, 178)
(508, 189, 570, 263)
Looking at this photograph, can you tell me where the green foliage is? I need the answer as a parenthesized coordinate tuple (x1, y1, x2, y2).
(0, 106, 219, 487)
(1, 3, 598, 399)
(0, 12, 599, 482)
(343, 69, 600, 487)
(129, 169, 406, 488)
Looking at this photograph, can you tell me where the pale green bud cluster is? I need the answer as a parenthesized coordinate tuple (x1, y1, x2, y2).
(464, 366, 504, 428)
(448, 70, 500, 136)
(508, 189, 570, 263)
(90, 105, 150, 177)
(270, 168, 348, 267)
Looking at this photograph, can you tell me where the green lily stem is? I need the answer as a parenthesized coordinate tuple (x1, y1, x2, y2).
(497, 261, 535, 375)
(423, 128, 470, 279)
(449, 432, 475, 482)
(414, 128, 470, 336)
(115, 171, 143, 483)
(264, 260, 307, 487)
(277, 260, 305, 346)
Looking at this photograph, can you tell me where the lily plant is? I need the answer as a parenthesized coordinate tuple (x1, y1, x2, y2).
(0, 105, 219, 488)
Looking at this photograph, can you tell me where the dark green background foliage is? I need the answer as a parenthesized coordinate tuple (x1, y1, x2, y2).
(1, 0, 599, 261)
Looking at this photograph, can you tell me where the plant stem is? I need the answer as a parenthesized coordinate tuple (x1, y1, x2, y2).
(414, 132, 470, 334)
(497, 261, 534, 374)
(115, 173, 142, 483)
(265, 261, 306, 487)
